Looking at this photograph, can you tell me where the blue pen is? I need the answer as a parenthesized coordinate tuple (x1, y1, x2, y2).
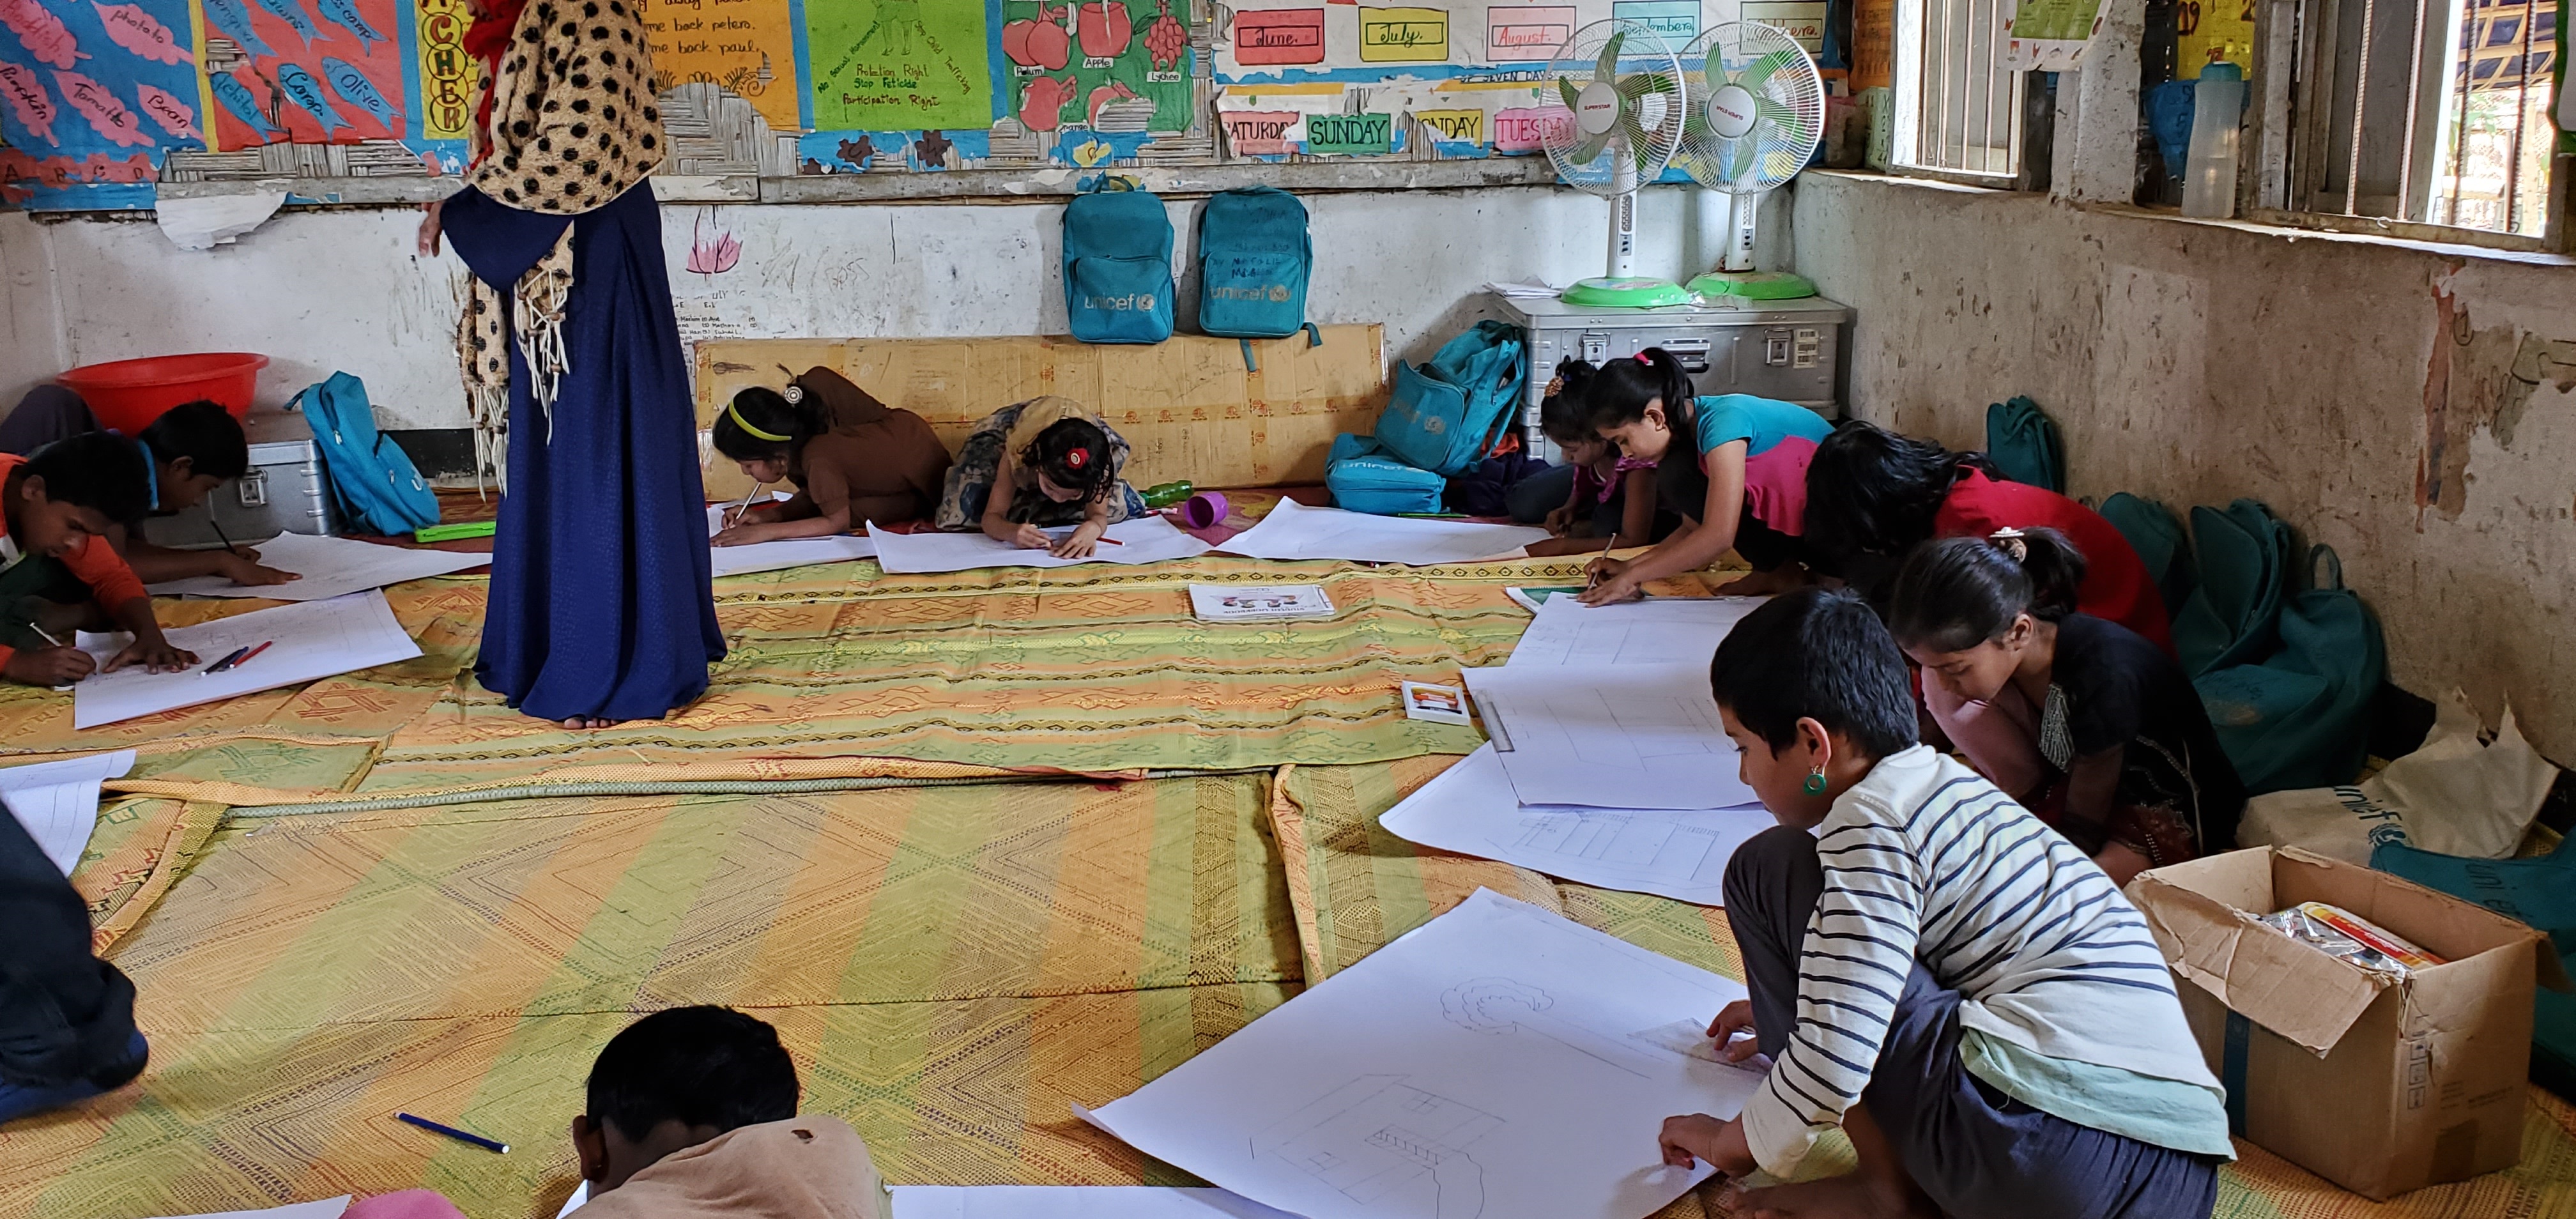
(398, 1111, 509, 1154)
(200, 647, 250, 676)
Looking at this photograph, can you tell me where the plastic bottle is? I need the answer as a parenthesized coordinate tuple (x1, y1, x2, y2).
(1142, 480, 1193, 509)
(2182, 64, 2245, 219)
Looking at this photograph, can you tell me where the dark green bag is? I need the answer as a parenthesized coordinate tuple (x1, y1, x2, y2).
(2371, 838, 2576, 1100)
(1984, 395, 2064, 492)
(2195, 546, 2385, 793)
(2172, 500, 2292, 678)
(2096, 492, 2196, 615)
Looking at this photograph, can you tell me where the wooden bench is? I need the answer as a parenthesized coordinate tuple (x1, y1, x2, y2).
(693, 328, 1388, 502)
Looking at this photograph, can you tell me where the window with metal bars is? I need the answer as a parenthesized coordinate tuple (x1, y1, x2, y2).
(1889, 0, 2048, 184)
(2253, 0, 2564, 245)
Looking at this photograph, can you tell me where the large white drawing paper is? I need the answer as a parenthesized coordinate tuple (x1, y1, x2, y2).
(1381, 747, 1769, 907)
(143, 1198, 351, 1219)
(1217, 498, 1549, 565)
(1085, 889, 1758, 1219)
(891, 1187, 1298, 1219)
(1461, 664, 1754, 810)
(146, 533, 488, 602)
(869, 516, 1212, 573)
(0, 749, 135, 876)
(72, 592, 423, 730)
(1507, 597, 1765, 669)
(703, 502, 878, 577)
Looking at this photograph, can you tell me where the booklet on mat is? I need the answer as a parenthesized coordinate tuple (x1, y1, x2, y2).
(1189, 584, 1335, 621)
(71, 591, 423, 730)
(146, 533, 488, 602)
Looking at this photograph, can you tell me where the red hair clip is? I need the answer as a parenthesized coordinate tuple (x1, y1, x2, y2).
(1064, 447, 1091, 470)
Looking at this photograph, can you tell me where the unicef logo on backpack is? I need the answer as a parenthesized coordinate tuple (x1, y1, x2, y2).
(1080, 293, 1159, 312)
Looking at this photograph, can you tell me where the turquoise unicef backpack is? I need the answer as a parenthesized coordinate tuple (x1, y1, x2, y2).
(1062, 180, 1175, 344)
(1374, 321, 1526, 477)
(295, 372, 440, 535)
(1197, 187, 1315, 342)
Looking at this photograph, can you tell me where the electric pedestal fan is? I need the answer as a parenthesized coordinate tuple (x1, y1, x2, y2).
(1539, 20, 1690, 308)
(1675, 20, 1825, 300)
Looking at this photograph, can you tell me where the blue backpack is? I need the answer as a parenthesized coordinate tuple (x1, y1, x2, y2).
(1197, 187, 1313, 341)
(1062, 180, 1174, 344)
(294, 371, 439, 535)
(1375, 321, 1526, 477)
(1324, 433, 1445, 514)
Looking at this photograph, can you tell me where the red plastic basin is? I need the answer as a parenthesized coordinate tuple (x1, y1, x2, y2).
(57, 353, 269, 434)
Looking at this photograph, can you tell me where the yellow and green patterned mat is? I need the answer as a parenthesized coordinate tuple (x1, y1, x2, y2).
(2, 533, 2570, 1219)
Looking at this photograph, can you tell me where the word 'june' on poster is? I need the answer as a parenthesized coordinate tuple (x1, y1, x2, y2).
(808, 0, 994, 131)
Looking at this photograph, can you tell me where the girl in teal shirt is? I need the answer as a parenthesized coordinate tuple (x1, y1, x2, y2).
(1577, 347, 1834, 604)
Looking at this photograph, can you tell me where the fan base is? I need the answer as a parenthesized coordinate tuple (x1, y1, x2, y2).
(1559, 277, 1696, 308)
(1689, 270, 1818, 301)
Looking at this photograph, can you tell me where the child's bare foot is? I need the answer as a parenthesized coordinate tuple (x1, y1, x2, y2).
(1732, 1174, 1938, 1219)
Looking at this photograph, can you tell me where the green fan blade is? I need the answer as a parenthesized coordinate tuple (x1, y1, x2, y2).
(1570, 126, 1613, 164)
(1621, 114, 1654, 155)
(1739, 47, 1800, 91)
(1753, 95, 1804, 134)
(1595, 31, 1623, 83)
(1558, 76, 1582, 109)
(1616, 71, 1675, 98)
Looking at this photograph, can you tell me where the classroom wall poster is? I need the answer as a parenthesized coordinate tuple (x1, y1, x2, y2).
(645, 0, 802, 130)
(806, 0, 995, 130)
(199, 0, 413, 148)
(0, 0, 201, 204)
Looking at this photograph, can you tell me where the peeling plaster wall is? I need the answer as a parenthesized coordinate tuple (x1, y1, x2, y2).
(1793, 171, 2576, 763)
(0, 184, 1782, 430)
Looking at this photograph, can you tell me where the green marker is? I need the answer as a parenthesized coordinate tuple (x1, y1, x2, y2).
(413, 520, 498, 542)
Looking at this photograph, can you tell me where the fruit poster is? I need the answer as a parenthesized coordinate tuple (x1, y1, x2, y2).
(997, 0, 1192, 139)
(806, 0, 995, 130)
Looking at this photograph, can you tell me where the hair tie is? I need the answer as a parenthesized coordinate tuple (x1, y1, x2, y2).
(1989, 527, 2027, 562)
(726, 401, 791, 444)
(1543, 376, 1565, 399)
(1064, 447, 1091, 470)
(780, 383, 805, 406)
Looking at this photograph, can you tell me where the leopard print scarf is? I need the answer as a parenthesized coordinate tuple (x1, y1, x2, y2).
(456, 0, 664, 478)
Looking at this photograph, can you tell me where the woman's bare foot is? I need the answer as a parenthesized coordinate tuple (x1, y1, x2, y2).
(1732, 1173, 1939, 1219)
(558, 716, 622, 730)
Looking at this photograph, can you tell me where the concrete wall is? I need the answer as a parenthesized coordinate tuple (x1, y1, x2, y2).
(0, 183, 1782, 431)
(1791, 170, 2576, 764)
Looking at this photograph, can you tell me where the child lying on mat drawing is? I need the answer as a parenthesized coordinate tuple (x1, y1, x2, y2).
(935, 397, 1147, 560)
(1655, 589, 2230, 1219)
(710, 369, 953, 545)
(0, 433, 199, 687)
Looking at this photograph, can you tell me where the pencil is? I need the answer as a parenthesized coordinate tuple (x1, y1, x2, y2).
(232, 640, 274, 668)
(725, 482, 762, 527)
(209, 515, 237, 556)
(29, 624, 63, 648)
(1584, 530, 1617, 588)
(397, 1112, 509, 1154)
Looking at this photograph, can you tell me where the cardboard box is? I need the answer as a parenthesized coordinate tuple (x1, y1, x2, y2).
(692, 329, 1388, 503)
(2130, 846, 2567, 1199)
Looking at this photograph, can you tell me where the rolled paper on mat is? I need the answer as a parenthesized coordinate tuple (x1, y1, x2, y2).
(1182, 491, 1230, 530)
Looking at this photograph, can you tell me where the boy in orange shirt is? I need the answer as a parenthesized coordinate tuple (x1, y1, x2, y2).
(0, 432, 197, 686)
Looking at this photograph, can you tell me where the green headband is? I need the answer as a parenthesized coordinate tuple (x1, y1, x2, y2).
(726, 401, 790, 444)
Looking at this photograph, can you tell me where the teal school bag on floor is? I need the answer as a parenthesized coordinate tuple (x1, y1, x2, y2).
(2370, 838, 2576, 1100)
(1325, 434, 1446, 514)
(295, 372, 440, 535)
(2195, 545, 2385, 793)
(2097, 491, 2196, 614)
(1197, 187, 1314, 341)
(1063, 181, 1175, 344)
(2173, 499, 2292, 677)
(1985, 395, 2065, 491)
(1375, 321, 1525, 477)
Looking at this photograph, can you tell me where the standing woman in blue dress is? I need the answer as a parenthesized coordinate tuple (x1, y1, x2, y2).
(415, 0, 723, 727)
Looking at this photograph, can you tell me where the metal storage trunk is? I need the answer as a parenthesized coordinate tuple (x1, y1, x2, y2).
(139, 408, 340, 549)
(1491, 294, 1852, 460)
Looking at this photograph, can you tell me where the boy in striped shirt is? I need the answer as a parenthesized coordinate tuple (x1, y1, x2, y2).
(1657, 589, 2229, 1218)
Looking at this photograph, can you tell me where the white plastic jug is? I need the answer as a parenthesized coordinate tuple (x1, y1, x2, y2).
(2182, 64, 2246, 218)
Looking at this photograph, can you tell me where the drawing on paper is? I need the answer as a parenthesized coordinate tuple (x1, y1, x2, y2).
(1252, 1075, 1503, 1219)
(1439, 978, 1675, 1079)
(1493, 810, 1735, 887)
